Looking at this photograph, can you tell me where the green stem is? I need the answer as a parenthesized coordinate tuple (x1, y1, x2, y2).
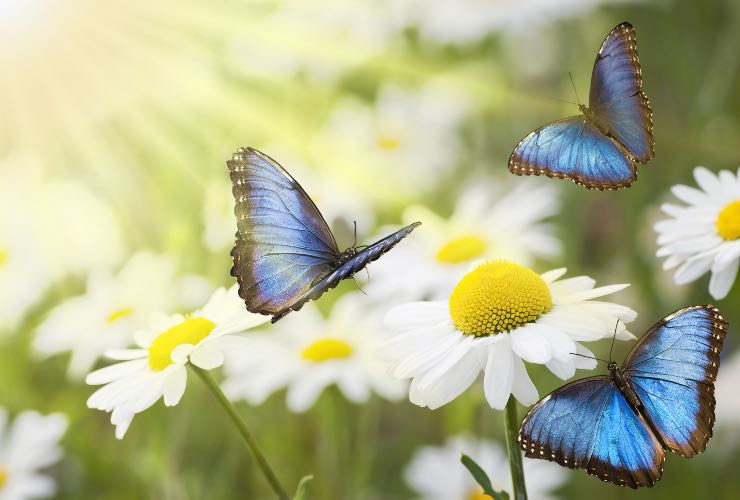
(504, 397, 528, 500)
(191, 365, 290, 500)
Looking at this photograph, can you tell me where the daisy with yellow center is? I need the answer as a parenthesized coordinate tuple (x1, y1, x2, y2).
(0, 409, 67, 499)
(33, 252, 197, 379)
(86, 285, 268, 439)
(383, 261, 636, 410)
(365, 180, 560, 303)
(222, 295, 405, 413)
(404, 435, 566, 500)
(655, 166, 740, 300)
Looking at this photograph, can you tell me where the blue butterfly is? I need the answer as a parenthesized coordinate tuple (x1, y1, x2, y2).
(518, 305, 728, 488)
(227, 147, 420, 323)
(509, 22, 654, 190)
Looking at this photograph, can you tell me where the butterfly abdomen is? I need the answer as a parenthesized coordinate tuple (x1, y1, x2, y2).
(611, 366, 643, 411)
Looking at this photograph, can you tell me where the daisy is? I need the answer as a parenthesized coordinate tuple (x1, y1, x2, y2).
(383, 260, 636, 410)
(319, 83, 470, 193)
(86, 285, 268, 439)
(405, 435, 566, 500)
(0, 409, 67, 500)
(222, 295, 406, 412)
(33, 252, 187, 379)
(654, 166, 740, 300)
(365, 180, 561, 302)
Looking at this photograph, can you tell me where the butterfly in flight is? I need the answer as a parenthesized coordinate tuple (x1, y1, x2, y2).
(509, 22, 654, 190)
(227, 147, 421, 323)
(518, 305, 728, 488)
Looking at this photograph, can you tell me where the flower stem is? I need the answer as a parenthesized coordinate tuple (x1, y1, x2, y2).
(191, 365, 290, 500)
(504, 397, 528, 500)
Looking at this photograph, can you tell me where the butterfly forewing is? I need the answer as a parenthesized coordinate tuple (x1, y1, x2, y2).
(508, 116, 636, 189)
(228, 148, 340, 316)
(589, 22, 654, 163)
(623, 305, 728, 457)
(519, 376, 664, 488)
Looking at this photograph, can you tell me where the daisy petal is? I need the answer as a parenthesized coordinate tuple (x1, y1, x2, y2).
(483, 336, 514, 410)
(709, 258, 739, 300)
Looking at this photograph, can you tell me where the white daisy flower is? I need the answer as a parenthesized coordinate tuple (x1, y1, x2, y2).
(383, 261, 636, 410)
(366, 180, 560, 302)
(405, 435, 566, 500)
(0, 409, 67, 500)
(320, 83, 470, 193)
(654, 166, 740, 300)
(222, 295, 406, 412)
(33, 252, 189, 379)
(85, 285, 268, 439)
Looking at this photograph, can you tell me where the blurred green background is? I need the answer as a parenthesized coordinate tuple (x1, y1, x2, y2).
(1, 0, 739, 498)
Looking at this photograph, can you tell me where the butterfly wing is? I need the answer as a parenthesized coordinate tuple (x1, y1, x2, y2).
(508, 116, 636, 189)
(623, 305, 728, 457)
(270, 222, 421, 323)
(589, 22, 654, 163)
(519, 376, 664, 488)
(228, 147, 340, 317)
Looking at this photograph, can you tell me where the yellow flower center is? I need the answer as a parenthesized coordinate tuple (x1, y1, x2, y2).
(0, 248, 8, 268)
(716, 200, 740, 240)
(436, 235, 487, 263)
(148, 317, 215, 371)
(0, 466, 6, 489)
(106, 307, 134, 324)
(377, 135, 401, 150)
(301, 338, 353, 362)
(449, 261, 552, 337)
(468, 488, 493, 500)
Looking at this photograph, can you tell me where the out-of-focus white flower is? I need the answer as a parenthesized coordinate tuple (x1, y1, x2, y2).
(712, 349, 740, 454)
(33, 252, 187, 378)
(320, 84, 470, 193)
(0, 160, 123, 333)
(0, 409, 67, 500)
(202, 148, 375, 252)
(405, 435, 566, 500)
(366, 180, 560, 302)
(223, 296, 406, 412)
(383, 261, 636, 410)
(654, 166, 740, 300)
(86, 285, 268, 439)
(401, 0, 636, 45)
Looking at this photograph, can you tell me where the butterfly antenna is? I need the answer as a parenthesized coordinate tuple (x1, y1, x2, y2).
(609, 320, 620, 363)
(353, 277, 367, 295)
(352, 220, 358, 248)
(569, 352, 609, 364)
(568, 72, 581, 106)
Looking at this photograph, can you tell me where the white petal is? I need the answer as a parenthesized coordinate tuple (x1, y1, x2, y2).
(163, 368, 187, 406)
(410, 348, 482, 409)
(554, 283, 629, 304)
(539, 268, 567, 283)
(190, 345, 225, 370)
(671, 184, 709, 206)
(105, 349, 148, 361)
(674, 254, 715, 284)
(483, 336, 513, 410)
(709, 258, 739, 300)
(510, 356, 538, 406)
(546, 357, 575, 380)
(510, 326, 552, 364)
(384, 301, 449, 331)
(693, 166, 721, 194)
(170, 344, 195, 365)
(86, 359, 147, 385)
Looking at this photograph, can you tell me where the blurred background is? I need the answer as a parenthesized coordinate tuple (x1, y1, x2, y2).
(1, 0, 739, 498)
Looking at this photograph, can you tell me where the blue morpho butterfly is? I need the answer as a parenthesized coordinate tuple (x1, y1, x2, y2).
(519, 305, 728, 488)
(509, 22, 654, 190)
(227, 147, 421, 323)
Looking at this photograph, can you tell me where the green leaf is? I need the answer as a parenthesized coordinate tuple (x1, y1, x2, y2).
(460, 454, 510, 500)
(293, 475, 314, 500)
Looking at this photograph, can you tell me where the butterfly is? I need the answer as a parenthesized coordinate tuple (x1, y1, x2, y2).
(518, 305, 728, 488)
(227, 147, 421, 323)
(509, 22, 654, 190)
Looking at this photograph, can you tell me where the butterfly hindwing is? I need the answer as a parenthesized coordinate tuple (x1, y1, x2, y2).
(590, 22, 654, 163)
(623, 305, 728, 457)
(228, 148, 340, 316)
(271, 222, 421, 322)
(519, 376, 664, 488)
(508, 116, 636, 189)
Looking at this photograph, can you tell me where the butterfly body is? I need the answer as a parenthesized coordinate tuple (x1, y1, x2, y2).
(519, 305, 728, 488)
(509, 22, 654, 190)
(228, 147, 420, 323)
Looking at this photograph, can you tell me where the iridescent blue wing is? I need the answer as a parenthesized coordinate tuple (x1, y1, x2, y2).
(519, 376, 664, 488)
(508, 117, 636, 190)
(623, 305, 728, 457)
(270, 222, 421, 323)
(228, 147, 340, 317)
(589, 22, 654, 163)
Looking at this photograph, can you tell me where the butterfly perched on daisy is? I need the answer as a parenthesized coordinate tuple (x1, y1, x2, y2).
(519, 305, 728, 488)
(509, 22, 654, 190)
(227, 147, 420, 323)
